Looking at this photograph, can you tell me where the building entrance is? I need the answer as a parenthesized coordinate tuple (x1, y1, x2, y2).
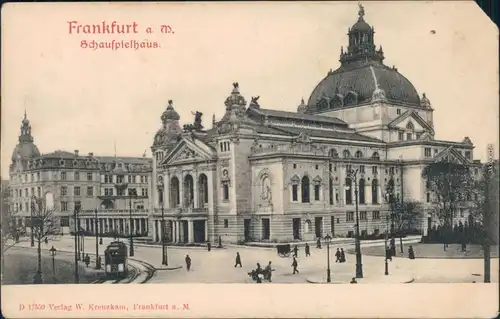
(293, 218, 301, 240)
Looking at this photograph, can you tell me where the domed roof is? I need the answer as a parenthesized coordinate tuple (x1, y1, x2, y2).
(12, 142, 40, 162)
(305, 4, 421, 113)
(307, 63, 420, 111)
(161, 100, 180, 121)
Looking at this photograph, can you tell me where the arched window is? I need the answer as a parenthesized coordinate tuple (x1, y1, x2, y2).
(301, 176, 310, 203)
(355, 150, 363, 158)
(371, 179, 379, 204)
(371, 152, 380, 160)
(291, 175, 300, 202)
(183, 175, 194, 207)
(358, 178, 366, 204)
(313, 176, 322, 201)
(170, 177, 180, 208)
(406, 122, 414, 130)
(198, 174, 209, 206)
(329, 149, 339, 158)
(345, 178, 353, 205)
(343, 150, 351, 158)
(329, 177, 334, 205)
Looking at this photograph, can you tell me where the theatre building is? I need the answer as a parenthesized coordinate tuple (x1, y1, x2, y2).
(149, 5, 479, 244)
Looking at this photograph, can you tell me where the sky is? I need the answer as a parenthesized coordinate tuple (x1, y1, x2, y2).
(1, 1, 498, 178)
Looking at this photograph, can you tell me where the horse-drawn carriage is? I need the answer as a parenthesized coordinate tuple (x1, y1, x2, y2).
(276, 244, 291, 257)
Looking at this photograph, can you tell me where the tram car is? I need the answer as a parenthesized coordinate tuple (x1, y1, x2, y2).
(104, 241, 128, 278)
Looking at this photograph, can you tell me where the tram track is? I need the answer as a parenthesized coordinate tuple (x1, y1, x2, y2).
(93, 258, 155, 284)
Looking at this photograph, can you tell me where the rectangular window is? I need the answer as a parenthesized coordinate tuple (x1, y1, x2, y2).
(224, 219, 229, 228)
(372, 166, 378, 174)
(222, 184, 229, 201)
(87, 172, 93, 181)
(61, 201, 68, 212)
(314, 184, 321, 201)
(360, 211, 367, 220)
(415, 133, 421, 140)
(465, 151, 471, 160)
(292, 185, 298, 202)
(397, 109, 401, 115)
(25, 188, 28, 197)
(424, 147, 431, 157)
(398, 131, 404, 141)
(128, 175, 133, 183)
(75, 171, 80, 180)
(104, 188, 114, 196)
(128, 188, 137, 196)
(74, 201, 81, 212)
(359, 165, 365, 173)
(31, 187, 34, 197)
(87, 186, 93, 197)
(61, 172, 66, 180)
(116, 175, 124, 183)
(426, 192, 430, 203)
(315, 165, 319, 170)
(37, 172, 40, 181)
(372, 211, 380, 220)
(293, 164, 297, 169)
(74, 187, 80, 196)
(117, 187, 125, 196)
(104, 175, 112, 183)
(142, 188, 148, 197)
(389, 167, 395, 175)
(346, 212, 354, 222)
(144, 176, 148, 183)
(406, 133, 412, 141)
(61, 186, 67, 196)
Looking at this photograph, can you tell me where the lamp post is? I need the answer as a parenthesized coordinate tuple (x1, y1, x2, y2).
(128, 188, 136, 257)
(347, 168, 363, 279)
(73, 207, 79, 283)
(49, 245, 57, 282)
(94, 208, 101, 269)
(157, 182, 168, 266)
(384, 215, 389, 276)
(325, 234, 332, 283)
(30, 198, 35, 247)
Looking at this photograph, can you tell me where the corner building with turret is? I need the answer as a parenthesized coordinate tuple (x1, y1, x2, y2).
(150, 6, 481, 245)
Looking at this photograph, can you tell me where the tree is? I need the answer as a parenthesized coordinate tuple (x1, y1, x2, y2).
(422, 161, 473, 249)
(30, 193, 59, 284)
(385, 178, 424, 253)
(1, 181, 15, 283)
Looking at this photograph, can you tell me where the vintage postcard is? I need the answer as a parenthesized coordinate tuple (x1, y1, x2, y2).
(1, 1, 498, 318)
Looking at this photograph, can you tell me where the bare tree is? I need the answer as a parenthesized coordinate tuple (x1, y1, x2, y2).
(31, 194, 59, 284)
(422, 161, 473, 250)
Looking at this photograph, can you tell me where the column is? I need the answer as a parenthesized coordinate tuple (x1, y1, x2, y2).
(204, 220, 208, 242)
(172, 221, 177, 243)
(164, 172, 170, 209)
(193, 174, 199, 209)
(138, 219, 143, 235)
(188, 219, 194, 243)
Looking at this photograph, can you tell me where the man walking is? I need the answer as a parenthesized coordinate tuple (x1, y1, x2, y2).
(185, 254, 191, 271)
(305, 243, 311, 257)
(335, 248, 341, 262)
(316, 238, 322, 249)
(293, 245, 299, 258)
(265, 261, 273, 282)
(291, 257, 299, 274)
(340, 248, 346, 263)
(234, 252, 242, 267)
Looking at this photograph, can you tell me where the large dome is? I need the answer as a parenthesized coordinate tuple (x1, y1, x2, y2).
(306, 4, 421, 113)
(307, 62, 420, 112)
(11, 142, 40, 162)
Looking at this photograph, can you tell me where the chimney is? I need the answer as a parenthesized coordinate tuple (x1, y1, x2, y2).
(74, 150, 79, 156)
(88, 152, 94, 157)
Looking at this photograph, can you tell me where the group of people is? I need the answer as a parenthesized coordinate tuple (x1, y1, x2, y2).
(249, 261, 274, 283)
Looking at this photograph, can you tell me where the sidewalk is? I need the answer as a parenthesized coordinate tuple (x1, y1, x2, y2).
(306, 272, 414, 284)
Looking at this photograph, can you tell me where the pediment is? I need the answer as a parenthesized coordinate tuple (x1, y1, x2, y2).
(389, 110, 434, 134)
(161, 136, 217, 166)
(434, 146, 469, 165)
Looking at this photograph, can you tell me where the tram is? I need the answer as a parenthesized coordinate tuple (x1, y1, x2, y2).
(104, 241, 128, 278)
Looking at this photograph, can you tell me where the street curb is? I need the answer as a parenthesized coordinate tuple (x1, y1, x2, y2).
(155, 266, 183, 271)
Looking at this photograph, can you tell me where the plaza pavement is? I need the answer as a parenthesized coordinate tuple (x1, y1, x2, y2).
(7, 235, 498, 284)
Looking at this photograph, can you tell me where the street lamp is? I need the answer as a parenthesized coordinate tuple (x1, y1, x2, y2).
(94, 208, 101, 269)
(49, 245, 57, 282)
(325, 234, 332, 283)
(73, 207, 80, 284)
(385, 215, 389, 276)
(30, 198, 35, 247)
(347, 168, 364, 279)
(157, 180, 168, 266)
(128, 188, 137, 257)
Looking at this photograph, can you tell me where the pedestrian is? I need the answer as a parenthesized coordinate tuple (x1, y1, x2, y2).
(291, 257, 299, 274)
(293, 245, 299, 258)
(265, 261, 273, 282)
(335, 248, 341, 262)
(255, 263, 263, 283)
(185, 254, 191, 271)
(350, 277, 357, 284)
(305, 243, 310, 257)
(340, 248, 346, 263)
(207, 241, 211, 252)
(316, 238, 322, 249)
(44, 237, 48, 244)
(84, 254, 90, 267)
(385, 245, 393, 261)
(234, 252, 242, 267)
(408, 245, 415, 260)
